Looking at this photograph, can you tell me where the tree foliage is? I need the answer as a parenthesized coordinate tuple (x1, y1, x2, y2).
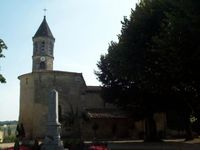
(96, 0, 200, 140)
(0, 39, 7, 83)
(96, 0, 174, 112)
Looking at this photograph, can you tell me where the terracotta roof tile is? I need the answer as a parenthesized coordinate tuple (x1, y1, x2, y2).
(86, 108, 128, 119)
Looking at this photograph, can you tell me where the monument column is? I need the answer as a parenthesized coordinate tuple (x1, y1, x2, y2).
(42, 89, 65, 150)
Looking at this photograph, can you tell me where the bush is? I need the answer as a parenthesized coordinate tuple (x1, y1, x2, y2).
(63, 138, 83, 149)
(3, 135, 16, 143)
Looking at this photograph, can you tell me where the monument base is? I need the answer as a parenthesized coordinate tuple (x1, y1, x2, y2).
(41, 143, 66, 150)
(41, 133, 65, 150)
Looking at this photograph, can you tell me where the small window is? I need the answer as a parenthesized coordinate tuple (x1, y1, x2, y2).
(34, 42, 38, 54)
(41, 41, 45, 52)
(25, 78, 29, 85)
(49, 42, 53, 55)
(39, 62, 46, 70)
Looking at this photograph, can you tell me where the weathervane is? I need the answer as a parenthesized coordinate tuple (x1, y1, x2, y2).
(43, 8, 47, 17)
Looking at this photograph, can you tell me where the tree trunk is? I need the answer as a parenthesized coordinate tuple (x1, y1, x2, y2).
(144, 113, 159, 142)
(185, 116, 193, 141)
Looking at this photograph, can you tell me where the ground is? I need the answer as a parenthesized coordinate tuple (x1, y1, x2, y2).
(0, 142, 14, 149)
(1, 138, 200, 150)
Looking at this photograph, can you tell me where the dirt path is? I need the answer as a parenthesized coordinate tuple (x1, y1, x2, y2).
(0, 143, 14, 149)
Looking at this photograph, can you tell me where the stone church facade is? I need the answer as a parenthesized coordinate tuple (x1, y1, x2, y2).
(18, 16, 105, 139)
(19, 16, 167, 140)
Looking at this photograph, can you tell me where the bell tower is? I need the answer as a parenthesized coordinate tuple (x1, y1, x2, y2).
(32, 16, 55, 72)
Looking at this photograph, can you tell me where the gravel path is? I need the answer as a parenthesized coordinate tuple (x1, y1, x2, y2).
(0, 142, 14, 149)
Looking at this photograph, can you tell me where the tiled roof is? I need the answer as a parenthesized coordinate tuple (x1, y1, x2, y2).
(86, 108, 128, 119)
(86, 86, 101, 92)
(33, 16, 54, 39)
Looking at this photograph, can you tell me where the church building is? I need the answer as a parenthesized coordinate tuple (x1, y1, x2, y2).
(18, 16, 167, 140)
(18, 16, 105, 138)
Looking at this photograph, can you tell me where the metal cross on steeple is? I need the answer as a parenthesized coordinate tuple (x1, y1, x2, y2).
(43, 8, 47, 17)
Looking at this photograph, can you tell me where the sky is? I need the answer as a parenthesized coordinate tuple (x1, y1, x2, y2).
(0, 0, 137, 121)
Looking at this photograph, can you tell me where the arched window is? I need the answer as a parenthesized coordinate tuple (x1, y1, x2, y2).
(39, 62, 46, 70)
(34, 42, 38, 54)
(49, 42, 53, 55)
(41, 41, 45, 54)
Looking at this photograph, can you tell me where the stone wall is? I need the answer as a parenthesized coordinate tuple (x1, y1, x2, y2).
(81, 118, 139, 140)
(18, 71, 89, 138)
(83, 86, 104, 110)
(19, 71, 166, 140)
(81, 113, 166, 140)
(0, 131, 4, 142)
(19, 73, 35, 138)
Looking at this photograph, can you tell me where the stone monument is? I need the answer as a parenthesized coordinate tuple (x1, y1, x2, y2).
(41, 89, 65, 150)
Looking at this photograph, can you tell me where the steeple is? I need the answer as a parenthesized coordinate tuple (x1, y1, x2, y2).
(32, 16, 55, 72)
(33, 16, 55, 40)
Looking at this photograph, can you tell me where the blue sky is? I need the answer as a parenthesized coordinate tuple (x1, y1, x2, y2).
(0, 0, 137, 121)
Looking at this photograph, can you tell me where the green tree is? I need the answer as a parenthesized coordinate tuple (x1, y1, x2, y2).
(63, 103, 81, 138)
(151, 0, 200, 140)
(96, 0, 174, 141)
(0, 39, 7, 83)
(7, 125, 12, 136)
(96, 0, 200, 141)
(14, 138, 20, 150)
(92, 122, 99, 140)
